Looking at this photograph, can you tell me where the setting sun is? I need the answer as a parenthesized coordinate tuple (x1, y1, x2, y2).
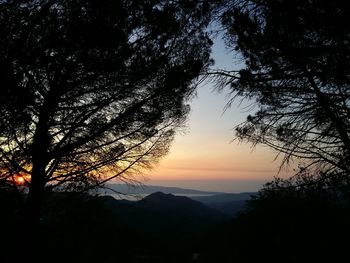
(17, 176, 25, 184)
(13, 175, 30, 185)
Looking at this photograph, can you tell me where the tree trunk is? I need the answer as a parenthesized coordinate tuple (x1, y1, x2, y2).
(26, 161, 46, 226)
(22, 159, 47, 261)
(24, 97, 52, 259)
(26, 89, 54, 223)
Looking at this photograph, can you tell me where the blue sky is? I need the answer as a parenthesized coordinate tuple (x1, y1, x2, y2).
(126, 36, 293, 193)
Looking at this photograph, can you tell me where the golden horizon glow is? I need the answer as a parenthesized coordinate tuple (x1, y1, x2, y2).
(145, 129, 293, 183)
(142, 71, 295, 187)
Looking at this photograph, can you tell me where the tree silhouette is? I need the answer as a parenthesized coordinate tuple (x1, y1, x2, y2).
(0, 0, 213, 224)
(226, 170, 350, 262)
(215, 0, 350, 182)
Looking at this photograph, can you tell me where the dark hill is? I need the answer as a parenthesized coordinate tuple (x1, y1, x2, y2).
(35, 192, 229, 263)
(100, 192, 227, 234)
(190, 192, 256, 216)
(139, 191, 223, 218)
(190, 192, 255, 204)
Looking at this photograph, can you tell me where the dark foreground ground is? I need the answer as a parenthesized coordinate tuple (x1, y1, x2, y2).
(1, 188, 350, 263)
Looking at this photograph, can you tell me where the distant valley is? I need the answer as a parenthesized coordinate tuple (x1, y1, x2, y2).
(191, 193, 256, 217)
(101, 184, 256, 217)
(34, 189, 257, 262)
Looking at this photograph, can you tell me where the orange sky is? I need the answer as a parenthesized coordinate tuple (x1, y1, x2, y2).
(143, 84, 294, 191)
(131, 37, 294, 192)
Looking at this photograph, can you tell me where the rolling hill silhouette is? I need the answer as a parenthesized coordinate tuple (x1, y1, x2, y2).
(190, 193, 255, 216)
(100, 192, 228, 233)
(37, 191, 230, 262)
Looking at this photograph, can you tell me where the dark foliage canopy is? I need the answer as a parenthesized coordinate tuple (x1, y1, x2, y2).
(216, 0, 350, 182)
(0, 0, 213, 211)
(227, 176, 350, 262)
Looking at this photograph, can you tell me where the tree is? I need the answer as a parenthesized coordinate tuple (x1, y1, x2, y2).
(226, 171, 350, 262)
(0, 0, 213, 224)
(215, 0, 350, 183)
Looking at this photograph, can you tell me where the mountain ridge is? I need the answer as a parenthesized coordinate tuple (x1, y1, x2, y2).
(99, 191, 229, 234)
(102, 183, 227, 195)
(101, 185, 256, 216)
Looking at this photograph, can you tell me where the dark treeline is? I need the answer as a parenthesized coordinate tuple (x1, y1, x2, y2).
(2, 182, 349, 262)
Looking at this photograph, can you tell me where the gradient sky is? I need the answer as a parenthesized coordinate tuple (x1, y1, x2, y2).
(135, 37, 293, 193)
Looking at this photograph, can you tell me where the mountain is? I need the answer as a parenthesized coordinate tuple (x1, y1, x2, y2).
(101, 184, 256, 217)
(139, 192, 226, 221)
(38, 192, 233, 262)
(190, 193, 256, 216)
(100, 192, 228, 233)
(101, 183, 224, 195)
(190, 192, 255, 203)
(203, 200, 248, 216)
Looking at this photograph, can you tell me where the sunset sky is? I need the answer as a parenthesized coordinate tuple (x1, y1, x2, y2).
(139, 37, 294, 193)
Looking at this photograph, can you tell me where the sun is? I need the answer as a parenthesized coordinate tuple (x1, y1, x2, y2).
(17, 176, 25, 184)
(14, 175, 28, 185)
